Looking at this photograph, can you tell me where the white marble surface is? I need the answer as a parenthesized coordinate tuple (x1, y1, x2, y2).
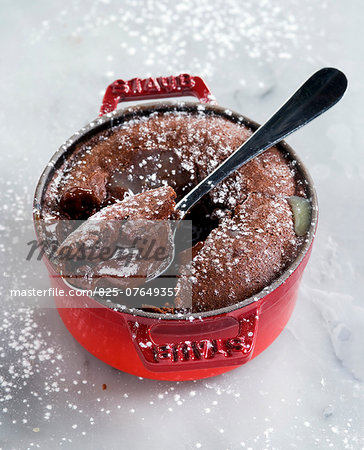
(1, 0, 363, 448)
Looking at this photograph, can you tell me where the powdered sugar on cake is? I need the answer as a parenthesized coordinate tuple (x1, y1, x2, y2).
(41, 108, 308, 312)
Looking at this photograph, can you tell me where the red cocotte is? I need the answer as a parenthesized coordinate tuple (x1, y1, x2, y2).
(33, 74, 318, 381)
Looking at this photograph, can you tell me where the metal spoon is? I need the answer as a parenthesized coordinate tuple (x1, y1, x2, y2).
(148, 67, 347, 280)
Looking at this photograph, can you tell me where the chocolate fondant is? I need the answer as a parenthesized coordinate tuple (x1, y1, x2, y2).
(41, 110, 308, 312)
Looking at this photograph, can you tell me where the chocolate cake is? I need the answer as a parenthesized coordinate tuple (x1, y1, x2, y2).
(40, 109, 310, 312)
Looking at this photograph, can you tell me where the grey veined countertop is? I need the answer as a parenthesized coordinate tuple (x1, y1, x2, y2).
(0, 0, 363, 448)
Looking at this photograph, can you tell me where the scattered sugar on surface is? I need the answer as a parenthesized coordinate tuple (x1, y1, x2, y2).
(30, 0, 327, 78)
(1, 2, 362, 448)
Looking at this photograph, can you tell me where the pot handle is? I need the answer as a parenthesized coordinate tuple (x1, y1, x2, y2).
(99, 74, 217, 115)
(126, 303, 260, 373)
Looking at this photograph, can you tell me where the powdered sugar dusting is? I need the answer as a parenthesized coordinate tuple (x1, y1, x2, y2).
(2, 0, 362, 447)
(42, 108, 306, 311)
(30, 0, 327, 78)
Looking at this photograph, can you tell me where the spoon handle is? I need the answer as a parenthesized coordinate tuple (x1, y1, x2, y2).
(176, 67, 347, 215)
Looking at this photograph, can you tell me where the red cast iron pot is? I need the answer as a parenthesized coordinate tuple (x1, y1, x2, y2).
(33, 74, 318, 381)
